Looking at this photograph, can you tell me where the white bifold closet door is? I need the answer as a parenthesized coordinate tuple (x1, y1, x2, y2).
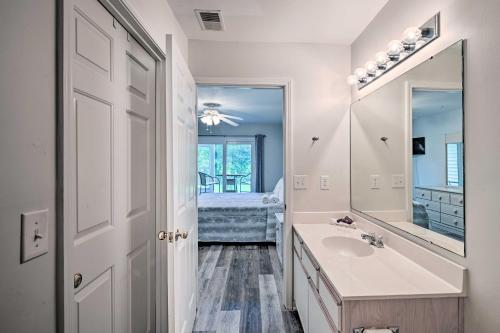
(68, 0, 156, 332)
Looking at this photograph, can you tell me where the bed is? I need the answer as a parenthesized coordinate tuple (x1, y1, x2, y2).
(198, 192, 283, 243)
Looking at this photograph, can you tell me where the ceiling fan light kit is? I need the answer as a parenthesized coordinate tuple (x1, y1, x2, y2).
(198, 102, 243, 127)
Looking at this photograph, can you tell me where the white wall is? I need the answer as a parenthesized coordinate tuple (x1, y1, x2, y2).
(351, 1, 500, 331)
(189, 40, 351, 212)
(0, 0, 187, 332)
(199, 122, 284, 192)
(0, 1, 56, 332)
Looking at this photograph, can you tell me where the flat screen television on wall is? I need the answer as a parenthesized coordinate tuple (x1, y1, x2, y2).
(413, 137, 425, 155)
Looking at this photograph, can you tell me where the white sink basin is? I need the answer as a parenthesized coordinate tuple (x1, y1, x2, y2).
(321, 236, 374, 258)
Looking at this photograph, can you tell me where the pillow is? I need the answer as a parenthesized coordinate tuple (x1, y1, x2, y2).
(273, 177, 284, 202)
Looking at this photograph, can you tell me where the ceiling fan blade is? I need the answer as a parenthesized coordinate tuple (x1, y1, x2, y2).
(219, 114, 243, 120)
(220, 118, 239, 126)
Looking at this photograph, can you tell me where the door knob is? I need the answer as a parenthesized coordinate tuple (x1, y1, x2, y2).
(74, 273, 83, 289)
(175, 229, 189, 241)
(158, 231, 174, 243)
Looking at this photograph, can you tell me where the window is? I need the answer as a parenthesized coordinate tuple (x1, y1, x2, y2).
(197, 136, 255, 193)
(446, 142, 463, 186)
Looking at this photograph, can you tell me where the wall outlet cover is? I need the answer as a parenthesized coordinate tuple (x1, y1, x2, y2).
(293, 175, 308, 190)
(21, 209, 49, 263)
(370, 175, 380, 189)
(392, 174, 405, 188)
(320, 175, 330, 190)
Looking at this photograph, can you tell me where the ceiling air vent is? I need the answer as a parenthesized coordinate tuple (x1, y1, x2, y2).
(195, 10, 225, 31)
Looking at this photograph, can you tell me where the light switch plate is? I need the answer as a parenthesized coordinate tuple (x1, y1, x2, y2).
(293, 175, 308, 190)
(370, 175, 380, 189)
(21, 209, 49, 263)
(320, 175, 330, 190)
(392, 174, 405, 188)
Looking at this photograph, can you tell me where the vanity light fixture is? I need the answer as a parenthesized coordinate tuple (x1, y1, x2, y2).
(347, 13, 440, 90)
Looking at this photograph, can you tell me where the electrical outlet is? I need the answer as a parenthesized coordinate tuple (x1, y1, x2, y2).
(21, 209, 49, 263)
(370, 175, 380, 189)
(392, 174, 405, 188)
(294, 175, 308, 190)
(320, 175, 330, 190)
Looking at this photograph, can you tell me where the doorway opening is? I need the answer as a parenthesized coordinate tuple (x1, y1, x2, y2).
(193, 84, 301, 332)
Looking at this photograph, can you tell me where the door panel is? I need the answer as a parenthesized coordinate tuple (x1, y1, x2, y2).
(74, 268, 114, 333)
(68, 1, 156, 332)
(170, 44, 198, 333)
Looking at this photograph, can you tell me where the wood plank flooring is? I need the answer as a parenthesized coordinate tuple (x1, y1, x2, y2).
(194, 244, 304, 333)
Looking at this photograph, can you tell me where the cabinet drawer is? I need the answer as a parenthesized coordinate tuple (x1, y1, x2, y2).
(318, 274, 342, 331)
(417, 199, 440, 212)
(450, 193, 464, 206)
(441, 203, 464, 218)
(302, 248, 319, 289)
(441, 214, 464, 229)
(427, 210, 441, 222)
(293, 232, 302, 259)
(415, 188, 431, 200)
(430, 220, 464, 238)
(432, 191, 450, 204)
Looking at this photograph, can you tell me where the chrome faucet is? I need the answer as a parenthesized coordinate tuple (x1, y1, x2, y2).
(361, 232, 384, 248)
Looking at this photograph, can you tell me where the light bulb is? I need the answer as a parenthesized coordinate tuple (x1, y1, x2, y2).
(375, 51, 389, 69)
(354, 67, 367, 83)
(365, 61, 377, 76)
(387, 40, 403, 61)
(403, 26, 422, 45)
(347, 75, 357, 86)
(213, 117, 221, 125)
(201, 116, 209, 124)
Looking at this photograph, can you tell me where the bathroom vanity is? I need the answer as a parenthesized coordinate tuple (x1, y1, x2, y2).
(292, 224, 465, 333)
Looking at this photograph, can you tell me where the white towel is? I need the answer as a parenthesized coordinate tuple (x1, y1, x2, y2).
(269, 194, 280, 204)
(262, 194, 270, 204)
(364, 329, 392, 333)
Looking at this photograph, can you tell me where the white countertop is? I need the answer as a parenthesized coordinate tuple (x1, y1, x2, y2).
(293, 223, 465, 301)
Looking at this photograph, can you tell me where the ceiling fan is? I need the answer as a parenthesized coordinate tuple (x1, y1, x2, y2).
(198, 103, 243, 126)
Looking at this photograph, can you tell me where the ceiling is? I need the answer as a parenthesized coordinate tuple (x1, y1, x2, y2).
(167, 0, 388, 44)
(197, 86, 283, 124)
(412, 90, 463, 118)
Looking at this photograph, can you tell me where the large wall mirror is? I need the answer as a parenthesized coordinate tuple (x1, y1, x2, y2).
(351, 40, 465, 256)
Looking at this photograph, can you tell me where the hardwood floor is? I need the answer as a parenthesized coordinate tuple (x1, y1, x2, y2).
(193, 244, 304, 333)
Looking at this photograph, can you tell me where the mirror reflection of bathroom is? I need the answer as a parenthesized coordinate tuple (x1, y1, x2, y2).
(411, 88, 464, 242)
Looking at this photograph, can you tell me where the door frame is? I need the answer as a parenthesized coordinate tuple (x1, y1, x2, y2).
(57, 0, 168, 332)
(195, 77, 294, 309)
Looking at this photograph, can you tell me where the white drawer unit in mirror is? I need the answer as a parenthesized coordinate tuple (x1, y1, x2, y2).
(350, 40, 465, 256)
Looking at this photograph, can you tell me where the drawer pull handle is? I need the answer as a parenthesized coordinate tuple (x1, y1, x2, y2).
(439, 197, 442, 200)
(454, 210, 458, 214)
(454, 221, 458, 225)
(421, 193, 425, 197)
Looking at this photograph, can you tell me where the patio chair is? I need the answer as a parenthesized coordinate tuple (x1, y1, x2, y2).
(199, 172, 221, 194)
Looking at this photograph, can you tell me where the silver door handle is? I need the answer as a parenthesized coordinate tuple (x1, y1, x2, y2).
(158, 231, 174, 243)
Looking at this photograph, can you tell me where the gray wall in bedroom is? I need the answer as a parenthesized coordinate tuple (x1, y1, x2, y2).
(0, 0, 57, 332)
(198, 122, 284, 192)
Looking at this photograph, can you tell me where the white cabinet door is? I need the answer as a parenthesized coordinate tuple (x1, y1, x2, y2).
(68, 0, 156, 332)
(308, 283, 333, 333)
(294, 252, 309, 333)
